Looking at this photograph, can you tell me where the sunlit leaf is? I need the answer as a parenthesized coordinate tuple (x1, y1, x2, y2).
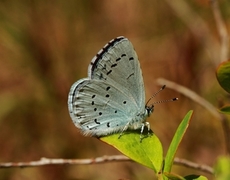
(100, 129, 163, 173)
(184, 175, 208, 180)
(216, 60, 230, 93)
(219, 105, 230, 115)
(164, 172, 208, 180)
(164, 172, 185, 180)
(214, 156, 230, 180)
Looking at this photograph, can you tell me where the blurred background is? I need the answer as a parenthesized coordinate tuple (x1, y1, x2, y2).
(0, 0, 229, 179)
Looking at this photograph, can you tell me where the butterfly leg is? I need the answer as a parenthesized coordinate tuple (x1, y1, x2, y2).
(146, 122, 150, 134)
(140, 122, 151, 142)
(118, 122, 130, 139)
(140, 123, 145, 142)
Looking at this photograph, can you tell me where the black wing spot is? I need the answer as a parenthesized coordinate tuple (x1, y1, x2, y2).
(115, 110, 117, 113)
(111, 63, 117, 68)
(79, 89, 84, 92)
(106, 94, 110, 98)
(123, 101, 127, 104)
(107, 122, 110, 127)
(121, 54, 126, 57)
(94, 119, 100, 124)
(106, 86, 110, 91)
(74, 104, 80, 108)
(116, 58, 121, 62)
(127, 73, 134, 79)
(99, 73, 104, 79)
(107, 70, 112, 75)
(94, 108, 97, 111)
(99, 112, 102, 116)
(92, 95, 96, 98)
(129, 57, 134, 61)
(92, 101, 94, 105)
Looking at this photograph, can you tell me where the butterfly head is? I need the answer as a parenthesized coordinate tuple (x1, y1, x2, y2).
(145, 85, 178, 117)
(146, 105, 154, 117)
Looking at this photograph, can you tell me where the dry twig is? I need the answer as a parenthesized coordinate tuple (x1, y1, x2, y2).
(156, 78, 221, 120)
(174, 157, 213, 174)
(210, 0, 229, 62)
(0, 155, 213, 174)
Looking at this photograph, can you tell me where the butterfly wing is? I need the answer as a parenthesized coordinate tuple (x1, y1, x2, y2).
(68, 37, 146, 137)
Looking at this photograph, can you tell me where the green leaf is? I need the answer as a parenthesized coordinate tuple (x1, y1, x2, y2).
(100, 129, 163, 173)
(219, 105, 230, 115)
(214, 156, 230, 180)
(164, 110, 193, 173)
(184, 175, 208, 180)
(164, 172, 185, 180)
(216, 60, 230, 93)
(164, 173, 208, 180)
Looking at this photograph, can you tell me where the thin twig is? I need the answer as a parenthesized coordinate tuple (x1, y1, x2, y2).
(220, 115, 230, 154)
(0, 155, 213, 174)
(0, 155, 129, 168)
(156, 78, 222, 120)
(174, 157, 214, 174)
(210, 0, 229, 62)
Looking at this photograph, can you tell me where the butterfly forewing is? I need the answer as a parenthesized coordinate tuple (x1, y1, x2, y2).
(89, 37, 145, 109)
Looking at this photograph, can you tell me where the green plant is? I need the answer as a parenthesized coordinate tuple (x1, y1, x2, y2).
(101, 111, 208, 180)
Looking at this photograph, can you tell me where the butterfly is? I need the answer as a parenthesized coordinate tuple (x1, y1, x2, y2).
(68, 36, 177, 139)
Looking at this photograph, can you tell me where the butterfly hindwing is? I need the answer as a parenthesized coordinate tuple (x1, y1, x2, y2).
(69, 78, 141, 136)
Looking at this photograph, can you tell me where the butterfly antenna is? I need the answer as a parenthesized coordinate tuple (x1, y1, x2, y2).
(146, 85, 178, 106)
(151, 98, 178, 106)
(145, 85, 166, 106)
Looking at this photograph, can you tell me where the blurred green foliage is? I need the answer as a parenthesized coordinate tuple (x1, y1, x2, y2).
(214, 156, 230, 180)
(0, 1, 229, 179)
